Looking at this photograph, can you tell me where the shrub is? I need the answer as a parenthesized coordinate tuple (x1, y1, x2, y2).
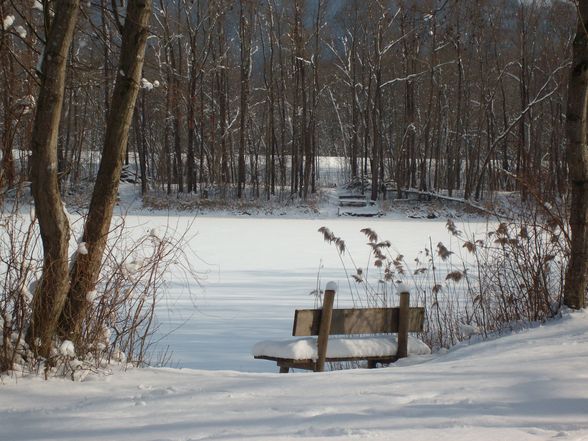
(318, 208, 568, 350)
(0, 195, 197, 379)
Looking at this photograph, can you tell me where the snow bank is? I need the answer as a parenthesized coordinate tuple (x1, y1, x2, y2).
(252, 335, 431, 360)
(1, 311, 587, 441)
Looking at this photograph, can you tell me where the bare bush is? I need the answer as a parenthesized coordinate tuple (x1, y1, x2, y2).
(83, 218, 197, 368)
(0, 195, 41, 373)
(0, 195, 198, 379)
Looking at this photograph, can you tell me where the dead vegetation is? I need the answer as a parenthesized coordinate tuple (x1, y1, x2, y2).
(318, 207, 569, 350)
(0, 195, 198, 379)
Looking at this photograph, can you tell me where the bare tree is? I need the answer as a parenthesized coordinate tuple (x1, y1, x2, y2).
(27, 0, 80, 357)
(237, 0, 254, 198)
(564, 0, 588, 309)
(2, 0, 578, 210)
(59, 0, 152, 344)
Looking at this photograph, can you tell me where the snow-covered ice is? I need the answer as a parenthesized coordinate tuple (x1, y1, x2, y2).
(1, 310, 587, 441)
(134, 214, 488, 372)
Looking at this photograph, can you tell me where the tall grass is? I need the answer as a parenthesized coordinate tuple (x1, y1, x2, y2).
(319, 210, 568, 350)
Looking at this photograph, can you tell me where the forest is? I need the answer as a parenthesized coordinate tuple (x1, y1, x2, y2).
(0, 0, 576, 203)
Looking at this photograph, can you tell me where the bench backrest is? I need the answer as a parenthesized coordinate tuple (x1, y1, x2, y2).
(296, 286, 423, 372)
(292, 307, 425, 336)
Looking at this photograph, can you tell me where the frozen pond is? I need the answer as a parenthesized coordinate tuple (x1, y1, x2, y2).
(124, 214, 490, 372)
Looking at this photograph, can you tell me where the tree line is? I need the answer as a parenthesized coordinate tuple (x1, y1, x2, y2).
(0, 0, 577, 203)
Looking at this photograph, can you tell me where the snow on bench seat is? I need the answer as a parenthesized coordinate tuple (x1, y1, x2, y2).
(252, 335, 430, 361)
(254, 283, 427, 372)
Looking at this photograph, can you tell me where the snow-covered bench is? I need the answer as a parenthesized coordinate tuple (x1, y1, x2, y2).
(252, 282, 429, 373)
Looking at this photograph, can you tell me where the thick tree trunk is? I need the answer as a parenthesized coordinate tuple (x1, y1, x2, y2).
(27, 0, 80, 357)
(59, 0, 152, 343)
(564, 2, 588, 310)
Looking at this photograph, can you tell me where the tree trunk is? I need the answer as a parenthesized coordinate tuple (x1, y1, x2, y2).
(564, 2, 588, 310)
(27, 0, 80, 357)
(59, 0, 152, 343)
(138, 90, 148, 194)
(1, 26, 16, 192)
(237, 0, 253, 199)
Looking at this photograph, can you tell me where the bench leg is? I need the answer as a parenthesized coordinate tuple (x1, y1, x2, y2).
(279, 366, 289, 374)
(367, 360, 377, 369)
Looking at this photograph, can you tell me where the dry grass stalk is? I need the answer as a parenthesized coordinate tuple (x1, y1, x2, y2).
(318, 205, 568, 351)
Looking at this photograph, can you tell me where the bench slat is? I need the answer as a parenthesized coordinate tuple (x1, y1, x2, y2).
(254, 355, 398, 371)
(293, 307, 424, 336)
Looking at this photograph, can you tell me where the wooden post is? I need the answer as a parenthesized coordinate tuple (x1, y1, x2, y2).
(315, 281, 336, 372)
(397, 289, 410, 359)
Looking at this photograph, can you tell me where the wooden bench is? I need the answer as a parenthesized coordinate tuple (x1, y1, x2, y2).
(253, 282, 427, 373)
(338, 196, 369, 207)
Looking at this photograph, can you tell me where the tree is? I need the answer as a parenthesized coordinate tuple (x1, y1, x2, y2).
(27, 0, 80, 357)
(564, 0, 588, 310)
(59, 0, 152, 344)
(237, 0, 254, 199)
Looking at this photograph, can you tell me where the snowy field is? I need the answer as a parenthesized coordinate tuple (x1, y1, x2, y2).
(125, 213, 488, 372)
(2, 309, 587, 440)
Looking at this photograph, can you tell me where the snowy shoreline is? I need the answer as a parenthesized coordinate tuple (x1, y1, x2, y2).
(2, 310, 587, 441)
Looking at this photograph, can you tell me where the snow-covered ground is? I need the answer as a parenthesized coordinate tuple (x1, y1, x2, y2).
(2, 309, 587, 441)
(2, 185, 586, 440)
